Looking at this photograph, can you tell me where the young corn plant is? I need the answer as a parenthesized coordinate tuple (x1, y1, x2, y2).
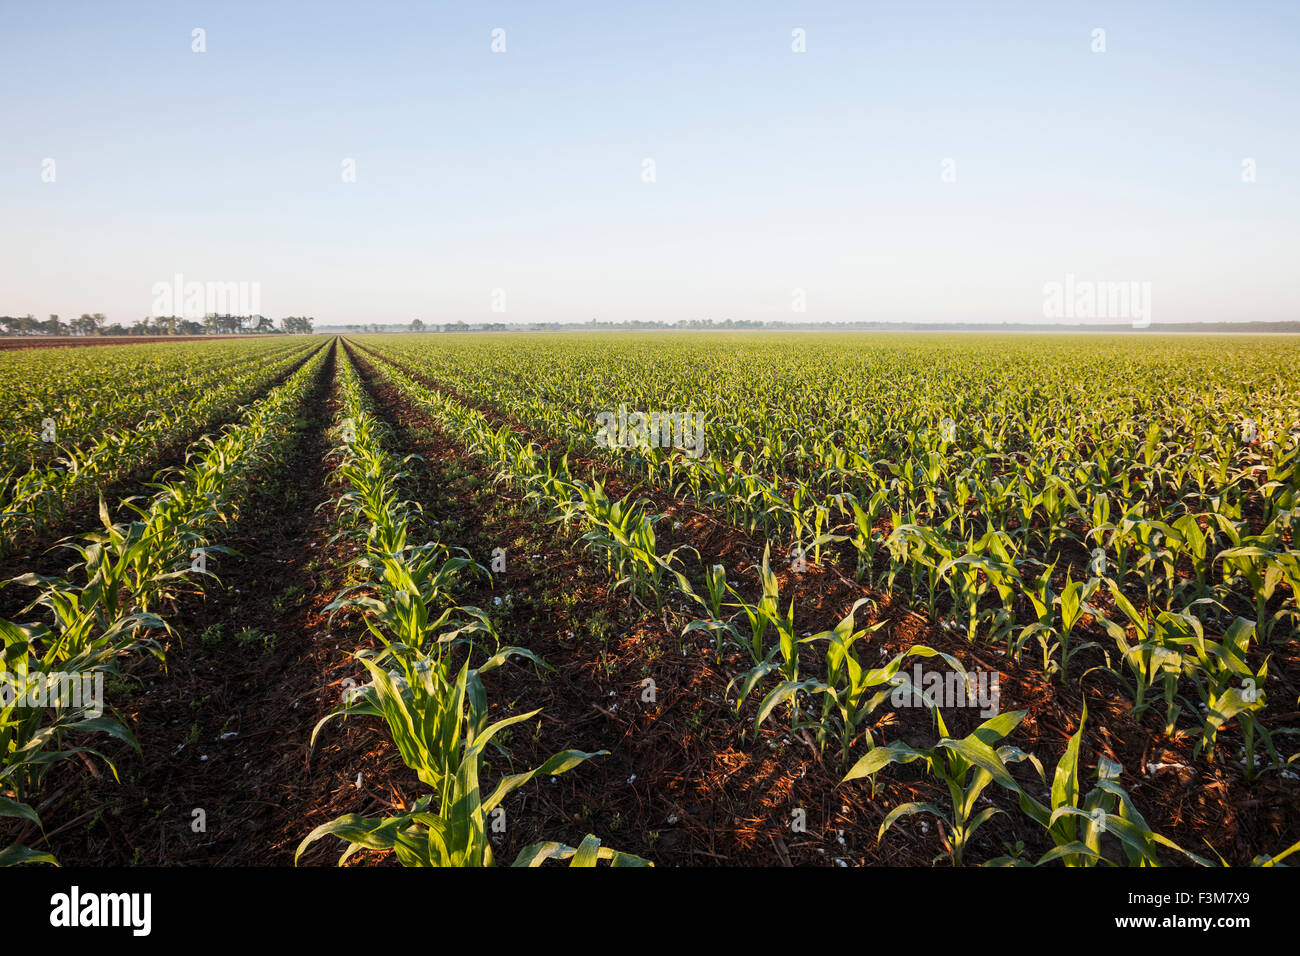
(566, 480, 686, 613)
(1217, 539, 1290, 642)
(848, 490, 889, 582)
(936, 529, 1021, 644)
(727, 545, 807, 727)
(1095, 583, 1201, 733)
(1012, 564, 1098, 683)
(726, 542, 781, 666)
(299, 642, 610, 867)
(917, 703, 1210, 867)
(1180, 616, 1274, 775)
(678, 562, 736, 665)
(1039, 774, 1209, 867)
(980, 704, 1124, 867)
(843, 709, 1039, 866)
(751, 599, 967, 767)
(0, 620, 139, 866)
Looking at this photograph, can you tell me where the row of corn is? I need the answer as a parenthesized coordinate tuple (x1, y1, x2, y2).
(0, 338, 306, 474)
(0, 342, 331, 865)
(0, 340, 320, 553)
(296, 348, 649, 866)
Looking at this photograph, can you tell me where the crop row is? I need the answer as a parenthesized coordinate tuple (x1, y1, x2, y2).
(0, 340, 320, 551)
(0, 338, 307, 473)
(0, 342, 330, 865)
(297, 347, 649, 866)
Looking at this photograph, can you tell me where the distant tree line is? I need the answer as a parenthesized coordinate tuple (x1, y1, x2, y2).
(377, 318, 766, 333)
(0, 314, 315, 336)
(315, 316, 1300, 335)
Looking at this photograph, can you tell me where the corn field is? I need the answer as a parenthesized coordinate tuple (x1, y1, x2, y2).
(2, 332, 1297, 869)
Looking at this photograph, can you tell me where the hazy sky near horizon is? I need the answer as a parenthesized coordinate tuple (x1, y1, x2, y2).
(2, 1, 1297, 326)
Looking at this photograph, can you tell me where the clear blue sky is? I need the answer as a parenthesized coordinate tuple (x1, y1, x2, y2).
(2, 0, 1297, 325)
